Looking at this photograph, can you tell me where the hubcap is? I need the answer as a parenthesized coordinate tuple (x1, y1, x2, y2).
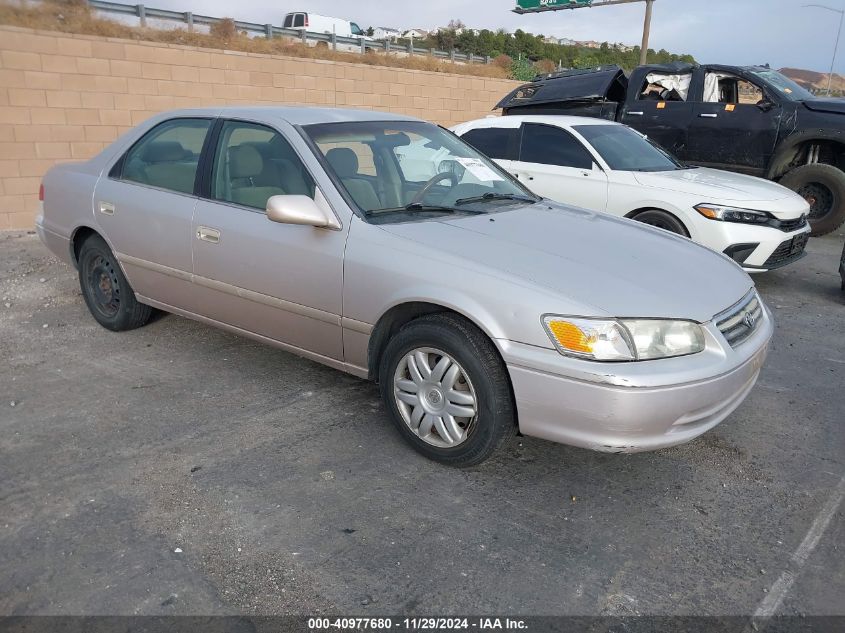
(87, 254, 121, 317)
(393, 347, 478, 448)
(798, 182, 834, 220)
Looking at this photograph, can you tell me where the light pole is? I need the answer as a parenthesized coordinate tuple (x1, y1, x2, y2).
(805, 3, 845, 96)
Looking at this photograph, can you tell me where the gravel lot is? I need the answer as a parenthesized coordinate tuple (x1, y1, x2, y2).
(1, 230, 843, 617)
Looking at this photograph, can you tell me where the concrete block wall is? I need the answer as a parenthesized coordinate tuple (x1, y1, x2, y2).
(0, 26, 519, 229)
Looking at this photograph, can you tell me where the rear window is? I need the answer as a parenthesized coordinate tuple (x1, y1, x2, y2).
(116, 118, 211, 194)
(460, 127, 518, 161)
(293, 13, 305, 28)
(283, 14, 293, 27)
(519, 123, 593, 170)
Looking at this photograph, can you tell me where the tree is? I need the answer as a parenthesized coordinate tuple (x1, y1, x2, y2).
(366, 26, 374, 37)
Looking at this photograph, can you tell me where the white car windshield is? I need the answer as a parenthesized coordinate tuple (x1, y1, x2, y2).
(574, 125, 687, 172)
(304, 120, 538, 223)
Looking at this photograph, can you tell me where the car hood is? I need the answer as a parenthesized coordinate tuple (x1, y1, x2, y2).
(632, 167, 795, 203)
(380, 202, 752, 323)
(802, 98, 845, 115)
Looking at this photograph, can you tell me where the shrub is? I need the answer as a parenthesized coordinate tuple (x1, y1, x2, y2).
(492, 54, 512, 70)
(209, 17, 237, 42)
(510, 57, 537, 82)
(534, 58, 556, 75)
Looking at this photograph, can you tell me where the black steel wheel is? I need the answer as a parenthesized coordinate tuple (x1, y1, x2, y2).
(779, 163, 845, 236)
(78, 234, 153, 331)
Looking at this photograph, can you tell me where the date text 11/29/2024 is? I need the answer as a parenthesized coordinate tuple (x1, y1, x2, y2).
(308, 617, 528, 630)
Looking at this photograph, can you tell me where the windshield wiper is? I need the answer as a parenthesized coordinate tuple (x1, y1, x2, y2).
(454, 192, 538, 206)
(368, 203, 485, 216)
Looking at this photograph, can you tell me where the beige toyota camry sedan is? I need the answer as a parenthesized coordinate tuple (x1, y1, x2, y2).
(37, 107, 772, 466)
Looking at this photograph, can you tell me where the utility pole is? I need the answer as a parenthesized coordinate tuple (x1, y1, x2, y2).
(514, 0, 657, 68)
(640, 0, 654, 65)
(804, 4, 844, 96)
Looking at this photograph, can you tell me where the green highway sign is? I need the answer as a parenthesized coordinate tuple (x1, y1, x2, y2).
(514, 0, 594, 13)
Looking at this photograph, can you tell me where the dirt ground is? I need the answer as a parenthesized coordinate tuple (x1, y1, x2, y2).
(1, 230, 843, 617)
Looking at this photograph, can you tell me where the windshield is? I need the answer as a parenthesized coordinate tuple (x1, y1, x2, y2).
(574, 124, 686, 172)
(748, 69, 815, 101)
(303, 120, 537, 223)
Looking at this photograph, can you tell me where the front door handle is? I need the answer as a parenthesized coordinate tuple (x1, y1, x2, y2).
(699, 113, 718, 118)
(197, 226, 221, 244)
(627, 111, 644, 116)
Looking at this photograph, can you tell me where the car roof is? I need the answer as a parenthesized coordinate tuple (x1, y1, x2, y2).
(153, 106, 422, 127)
(457, 114, 623, 131)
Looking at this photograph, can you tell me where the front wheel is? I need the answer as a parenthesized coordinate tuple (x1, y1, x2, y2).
(379, 313, 516, 467)
(779, 163, 845, 236)
(631, 209, 689, 236)
(78, 234, 153, 331)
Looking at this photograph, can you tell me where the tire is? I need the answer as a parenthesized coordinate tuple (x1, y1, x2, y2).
(77, 234, 153, 331)
(379, 313, 516, 467)
(631, 209, 689, 236)
(779, 163, 845, 236)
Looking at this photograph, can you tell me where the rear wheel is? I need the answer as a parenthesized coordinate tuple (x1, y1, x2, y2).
(632, 209, 689, 236)
(379, 313, 516, 467)
(78, 234, 153, 331)
(779, 163, 845, 236)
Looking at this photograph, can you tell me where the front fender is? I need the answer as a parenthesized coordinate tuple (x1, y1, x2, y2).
(767, 128, 845, 178)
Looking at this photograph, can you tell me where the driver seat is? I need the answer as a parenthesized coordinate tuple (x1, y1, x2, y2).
(325, 148, 382, 211)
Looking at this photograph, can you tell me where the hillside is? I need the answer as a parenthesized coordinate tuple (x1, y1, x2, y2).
(780, 67, 845, 94)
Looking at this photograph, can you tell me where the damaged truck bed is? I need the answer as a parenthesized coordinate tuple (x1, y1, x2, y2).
(497, 62, 845, 235)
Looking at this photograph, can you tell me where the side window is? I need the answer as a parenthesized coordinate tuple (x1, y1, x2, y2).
(703, 73, 765, 105)
(118, 118, 211, 195)
(293, 13, 305, 28)
(519, 123, 594, 170)
(211, 120, 315, 211)
(637, 72, 692, 102)
(461, 127, 518, 161)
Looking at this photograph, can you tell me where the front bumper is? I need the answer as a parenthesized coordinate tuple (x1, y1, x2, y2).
(500, 302, 773, 453)
(699, 221, 810, 272)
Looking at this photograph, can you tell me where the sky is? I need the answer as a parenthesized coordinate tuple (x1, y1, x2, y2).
(147, 0, 844, 74)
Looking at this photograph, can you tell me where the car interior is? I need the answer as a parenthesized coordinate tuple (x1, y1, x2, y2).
(637, 72, 691, 102)
(213, 128, 315, 210)
(123, 140, 200, 195)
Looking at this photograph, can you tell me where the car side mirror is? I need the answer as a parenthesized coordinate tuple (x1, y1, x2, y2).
(266, 195, 339, 229)
(756, 98, 775, 112)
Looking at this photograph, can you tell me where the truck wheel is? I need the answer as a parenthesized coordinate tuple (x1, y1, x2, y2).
(631, 209, 689, 237)
(779, 164, 845, 236)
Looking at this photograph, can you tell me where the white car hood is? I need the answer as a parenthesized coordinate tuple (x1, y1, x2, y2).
(633, 167, 794, 203)
(380, 202, 752, 323)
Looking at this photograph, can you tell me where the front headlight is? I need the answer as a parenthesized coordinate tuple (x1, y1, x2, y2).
(542, 315, 705, 362)
(695, 203, 773, 225)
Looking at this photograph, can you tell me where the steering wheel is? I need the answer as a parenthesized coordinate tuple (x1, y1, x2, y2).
(409, 172, 459, 207)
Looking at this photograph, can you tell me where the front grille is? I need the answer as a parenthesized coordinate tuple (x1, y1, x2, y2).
(715, 291, 763, 348)
(776, 216, 807, 232)
(764, 233, 809, 268)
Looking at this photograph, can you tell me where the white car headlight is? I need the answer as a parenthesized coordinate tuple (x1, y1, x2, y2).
(695, 203, 774, 225)
(542, 315, 705, 362)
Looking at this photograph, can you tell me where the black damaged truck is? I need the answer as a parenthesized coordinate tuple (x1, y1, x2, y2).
(496, 62, 845, 236)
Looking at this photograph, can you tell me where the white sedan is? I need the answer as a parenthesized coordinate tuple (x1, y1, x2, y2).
(450, 115, 811, 272)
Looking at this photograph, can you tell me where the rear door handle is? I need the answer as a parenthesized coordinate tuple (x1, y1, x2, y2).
(197, 226, 220, 244)
(98, 201, 115, 215)
(699, 113, 718, 118)
(627, 111, 644, 116)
